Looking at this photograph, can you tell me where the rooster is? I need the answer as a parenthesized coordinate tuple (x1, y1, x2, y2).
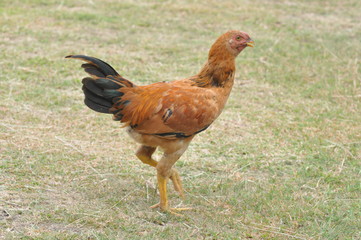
(66, 30, 254, 214)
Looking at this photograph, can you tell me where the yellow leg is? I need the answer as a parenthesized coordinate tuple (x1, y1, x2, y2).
(136, 145, 184, 196)
(136, 145, 157, 167)
(150, 173, 191, 215)
(136, 145, 192, 215)
(150, 148, 194, 215)
(157, 172, 168, 210)
(137, 154, 157, 167)
(169, 169, 184, 198)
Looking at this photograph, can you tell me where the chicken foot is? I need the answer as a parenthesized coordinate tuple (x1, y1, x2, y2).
(135, 145, 184, 197)
(151, 145, 192, 214)
(150, 174, 191, 216)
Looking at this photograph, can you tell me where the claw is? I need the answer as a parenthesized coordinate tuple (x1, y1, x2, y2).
(150, 202, 161, 209)
(150, 203, 192, 216)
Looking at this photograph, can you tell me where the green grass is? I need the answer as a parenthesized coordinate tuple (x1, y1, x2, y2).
(1, 0, 360, 239)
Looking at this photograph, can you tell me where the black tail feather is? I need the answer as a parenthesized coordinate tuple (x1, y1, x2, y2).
(82, 78, 105, 97)
(67, 55, 134, 120)
(84, 97, 111, 114)
(82, 86, 112, 108)
(66, 55, 120, 77)
(81, 63, 106, 78)
(103, 89, 124, 99)
(95, 78, 122, 89)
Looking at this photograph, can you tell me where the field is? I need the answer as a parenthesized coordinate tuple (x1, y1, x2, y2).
(1, 0, 360, 239)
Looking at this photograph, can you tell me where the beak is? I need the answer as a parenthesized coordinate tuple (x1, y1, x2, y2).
(246, 39, 255, 48)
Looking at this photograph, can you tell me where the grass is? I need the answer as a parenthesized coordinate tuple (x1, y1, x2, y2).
(1, 0, 360, 239)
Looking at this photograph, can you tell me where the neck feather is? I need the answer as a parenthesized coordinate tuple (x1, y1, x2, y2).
(192, 42, 236, 87)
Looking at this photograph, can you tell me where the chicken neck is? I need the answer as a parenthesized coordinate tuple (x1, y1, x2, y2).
(192, 44, 236, 88)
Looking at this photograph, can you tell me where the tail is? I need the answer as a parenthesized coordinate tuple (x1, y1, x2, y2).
(66, 55, 135, 120)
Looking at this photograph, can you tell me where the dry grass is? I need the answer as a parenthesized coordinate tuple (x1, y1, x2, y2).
(1, 0, 360, 239)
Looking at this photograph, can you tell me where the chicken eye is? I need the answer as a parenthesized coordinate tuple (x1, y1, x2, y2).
(236, 36, 242, 41)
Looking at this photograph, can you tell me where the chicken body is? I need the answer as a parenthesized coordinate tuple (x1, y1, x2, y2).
(66, 30, 253, 213)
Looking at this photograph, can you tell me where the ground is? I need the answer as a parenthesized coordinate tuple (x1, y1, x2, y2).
(0, 0, 360, 239)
